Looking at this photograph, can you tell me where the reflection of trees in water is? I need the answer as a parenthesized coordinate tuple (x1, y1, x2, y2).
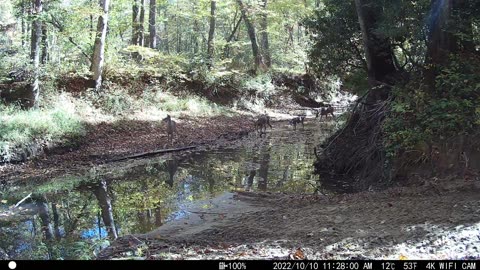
(34, 195, 54, 241)
(0, 126, 328, 259)
(165, 158, 178, 187)
(33, 195, 54, 259)
(112, 168, 180, 234)
(258, 145, 271, 191)
(276, 166, 290, 189)
(179, 152, 241, 196)
(154, 206, 162, 227)
(51, 202, 61, 240)
(92, 179, 118, 239)
(245, 169, 256, 191)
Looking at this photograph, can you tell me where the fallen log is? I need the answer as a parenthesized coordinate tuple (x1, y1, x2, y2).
(109, 145, 197, 162)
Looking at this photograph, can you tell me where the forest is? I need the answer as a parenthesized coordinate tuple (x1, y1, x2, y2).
(0, 0, 479, 261)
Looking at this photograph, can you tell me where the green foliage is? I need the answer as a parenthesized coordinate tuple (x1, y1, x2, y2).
(0, 0, 14, 25)
(117, 46, 188, 76)
(383, 55, 480, 158)
(95, 86, 135, 115)
(241, 73, 275, 94)
(0, 102, 85, 160)
(304, 0, 431, 83)
(342, 69, 369, 96)
(304, 0, 362, 79)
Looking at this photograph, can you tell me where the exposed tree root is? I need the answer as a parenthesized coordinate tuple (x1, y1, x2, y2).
(314, 87, 392, 192)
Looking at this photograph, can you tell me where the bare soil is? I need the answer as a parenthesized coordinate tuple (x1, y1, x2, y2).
(98, 178, 480, 260)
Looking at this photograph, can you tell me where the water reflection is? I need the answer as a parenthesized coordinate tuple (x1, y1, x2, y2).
(91, 180, 118, 239)
(0, 121, 333, 259)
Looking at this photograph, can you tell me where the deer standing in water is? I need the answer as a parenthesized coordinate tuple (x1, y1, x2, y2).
(162, 115, 177, 145)
(289, 115, 305, 130)
(316, 105, 335, 121)
(255, 114, 273, 135)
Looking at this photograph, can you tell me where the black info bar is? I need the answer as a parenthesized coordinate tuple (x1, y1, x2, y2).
(3, 259, 479, 270)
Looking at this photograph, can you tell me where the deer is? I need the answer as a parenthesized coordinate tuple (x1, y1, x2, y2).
(316, 105, 335, 121)
(289, 115, 305, 130)
(161, 114, 177, 145)
(255, 114, 273, 135)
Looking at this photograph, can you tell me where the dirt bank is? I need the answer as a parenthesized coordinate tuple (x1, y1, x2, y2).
(98, 178, 480, 260)
(0, 115, 256, 184)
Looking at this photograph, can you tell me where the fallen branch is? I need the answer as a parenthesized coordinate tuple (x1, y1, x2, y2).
(14, 193, 32, 208)
(189, 211, 227, 215)
(109, 145, 197, 162)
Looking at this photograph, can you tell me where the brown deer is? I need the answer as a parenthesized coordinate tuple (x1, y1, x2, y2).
(289, 115, 305, 130)
(255, 114, 272, 135)
(161, 115, 177, 145)
(316, 105, 335, 121)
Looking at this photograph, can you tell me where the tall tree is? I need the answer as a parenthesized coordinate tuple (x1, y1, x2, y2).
(354, 0, 396, 88)
(206, 0, 216, 69)
(21, 0, 27, 47)
(132, 0, 140, 45)
(175, 1, 181, 53)
(91, 0, 110, 92)
(139, 0, 145, 46)
(41, 21, 48, 64)
(236, 0, 265, 73)
(259, 0, 271, 68)
(148, 0, 156, 48)
(192, 2, 200, 54)
(30, 0, 43, 108)
(163, 8, 169, 53)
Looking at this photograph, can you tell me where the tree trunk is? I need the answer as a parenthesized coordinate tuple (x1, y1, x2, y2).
(175, 2, 181, 54)
(192, 19, 200, 54)
(139, 0, 145, 46)
(206, 0, 216, 69)
(90, 0, 95, 42)
(41, 23, 48, 64)
(30, 0, 42, 109)
(91, 0, 110, 92)
(163, 8, 169, 53)
(132, 0, 140, 45)
(190, 1, 199, 54)
(21, 0, 26, 47)
(148, 0, 156, 48)
(354, 0, 396, 88)
(259, 0, 271, 68)
(236, 0, 265, 73)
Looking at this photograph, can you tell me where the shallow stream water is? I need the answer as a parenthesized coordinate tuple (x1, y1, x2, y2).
(0, 120, 345, 259)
